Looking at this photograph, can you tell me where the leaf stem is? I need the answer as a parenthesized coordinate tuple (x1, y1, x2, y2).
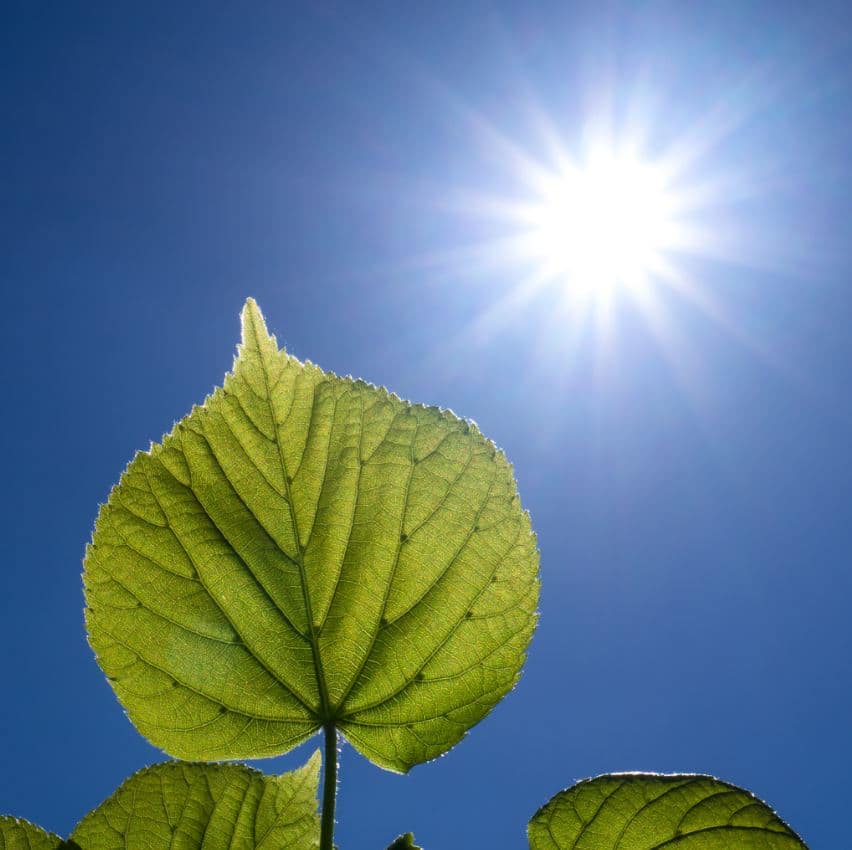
(320, 723, 338, 850)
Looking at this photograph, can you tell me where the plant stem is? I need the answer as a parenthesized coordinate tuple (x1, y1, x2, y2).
(320, 723, 338, 850)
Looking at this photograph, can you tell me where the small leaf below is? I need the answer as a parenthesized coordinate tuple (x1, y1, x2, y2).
(528, 773, 807, 850)
(385, 834, 422, 850)
(1, 755, 320, 850)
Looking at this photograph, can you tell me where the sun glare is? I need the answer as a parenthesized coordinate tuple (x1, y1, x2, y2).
(425, 87, 784, 384)
(521, 152, 678, 294)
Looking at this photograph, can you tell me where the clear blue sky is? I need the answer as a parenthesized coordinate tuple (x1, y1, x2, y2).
(2, 3, 850, 847)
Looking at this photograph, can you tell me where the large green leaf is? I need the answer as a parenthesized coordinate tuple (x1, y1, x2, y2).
(84, 299, 539, 771)
(1, 756, 319, 850)
(0, 818, 62, 850)
(528, 773, 807, 850)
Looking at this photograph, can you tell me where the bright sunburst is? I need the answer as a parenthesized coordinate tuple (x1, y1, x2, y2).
(407, 88, 779, 367)
(519, 150, 679, 295)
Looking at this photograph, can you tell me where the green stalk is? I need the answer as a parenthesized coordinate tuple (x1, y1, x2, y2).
(320, 723, 338, 850)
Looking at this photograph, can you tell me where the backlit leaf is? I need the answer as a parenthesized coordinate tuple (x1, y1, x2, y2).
(528, 773, 807, 850)
(84, 299, 539, 771)
(0, 756, 319, 850)
(0, 818, 62, 850)
(72, 755, 320, 850)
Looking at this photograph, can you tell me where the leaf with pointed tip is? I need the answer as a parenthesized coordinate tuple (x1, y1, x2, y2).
(72, 755, 320, 850)
(1, 756, 319, 850)
(84, 299, 539, 771)
(0, 818, 62, 850)
(528, 774, 807, 850)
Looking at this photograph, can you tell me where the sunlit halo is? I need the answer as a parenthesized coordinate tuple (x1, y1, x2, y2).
(519, 151, 679, 294)
(403, 83, 792, 397)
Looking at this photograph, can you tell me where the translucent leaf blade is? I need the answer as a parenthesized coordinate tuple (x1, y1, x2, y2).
(0, 818, 62, 850)
(528, 774, 807, 850)
(70, 754, 320, 850)
(84, 299, 540, 770)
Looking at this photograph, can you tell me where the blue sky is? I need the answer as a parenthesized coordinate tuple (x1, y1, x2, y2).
(2, 2, 851, 847)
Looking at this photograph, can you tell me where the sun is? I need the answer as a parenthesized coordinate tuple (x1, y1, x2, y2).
(425, 95, 772, 371)
(520, 150, 679, 295)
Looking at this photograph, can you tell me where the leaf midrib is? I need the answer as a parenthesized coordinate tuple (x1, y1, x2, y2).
(247, 311, 332, 724)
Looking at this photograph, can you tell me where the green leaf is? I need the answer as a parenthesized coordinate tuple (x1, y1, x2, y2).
(71, 754, 320, 850)
(385, 834, 421, 850)
(528, 773, 807, 850)
(84, 299, 539, 771)
(1, 756, 319, 850)
(0, 818, 62, 850)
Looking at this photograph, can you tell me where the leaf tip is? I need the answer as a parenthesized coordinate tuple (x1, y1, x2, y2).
(304, 748, 323, 779)
(242, 296, 262, 319)
(272, 749, 323, 796)
(240, 296, 269, 340)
